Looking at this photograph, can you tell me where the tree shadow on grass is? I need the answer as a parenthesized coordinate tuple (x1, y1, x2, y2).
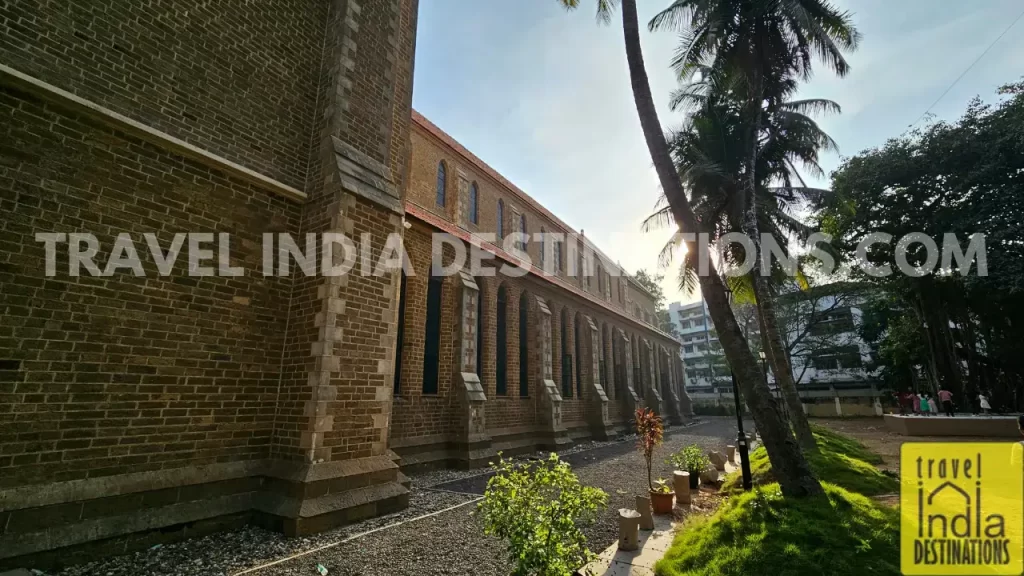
(654, 483, 900, 576)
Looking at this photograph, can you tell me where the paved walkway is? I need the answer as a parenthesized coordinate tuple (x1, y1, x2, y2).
(578, 459, 741, 576)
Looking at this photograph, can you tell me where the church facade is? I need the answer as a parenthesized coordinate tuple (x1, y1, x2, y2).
(0, 0, 687, 568)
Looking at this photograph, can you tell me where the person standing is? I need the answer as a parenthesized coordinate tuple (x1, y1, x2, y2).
(919, 394, 930, 416)
(937, 387, 955, 417)
(928, 394, 939, 416)
(979, 392, 992, 415)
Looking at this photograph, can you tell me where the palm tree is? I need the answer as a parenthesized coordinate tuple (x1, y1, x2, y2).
(647, 0, 858, 451)
(644, 87, 839, 451)
(557, 0, 822, 497)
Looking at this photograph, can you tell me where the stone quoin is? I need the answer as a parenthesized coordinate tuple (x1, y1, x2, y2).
(0, 0, 691, 569)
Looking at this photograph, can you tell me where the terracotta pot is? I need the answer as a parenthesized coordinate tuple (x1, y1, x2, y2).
(688, 471, 700, 489)
(649, 490, 674, 515)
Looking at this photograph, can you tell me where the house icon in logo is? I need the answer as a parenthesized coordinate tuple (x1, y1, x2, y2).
(919, 478, 979, 539)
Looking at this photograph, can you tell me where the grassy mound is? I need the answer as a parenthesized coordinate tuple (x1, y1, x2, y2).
(654, 483, 900, 576)
(810, 424, 883, 465)
(721, 426, 896, 496)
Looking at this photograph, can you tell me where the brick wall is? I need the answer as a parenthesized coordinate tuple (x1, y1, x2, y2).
(0, 87, 299, 489)
(0, 0, 326, 190)
(389, 116, 683, 454)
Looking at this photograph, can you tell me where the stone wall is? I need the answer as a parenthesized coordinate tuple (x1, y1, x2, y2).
(0, 0, 420, 567)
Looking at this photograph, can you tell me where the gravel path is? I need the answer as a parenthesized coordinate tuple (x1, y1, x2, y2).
(52, 417, 747, 576)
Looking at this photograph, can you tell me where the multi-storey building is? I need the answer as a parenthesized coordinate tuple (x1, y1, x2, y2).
(0, 1, 689, 568)
(769, 287, 876, 393)
(670, 286, 879, 411)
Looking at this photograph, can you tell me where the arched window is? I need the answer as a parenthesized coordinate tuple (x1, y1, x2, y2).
(423, 272, 443, 394)
(603, 324, 612, 399)
(519, 291, 529, 397)
(633, 336, 643, 398)
(574, 313, 582, 398)
(497, 200, 504, 238)
(436, 162, 446, 207)
(560, 307, 571, 398)
(496, 285, 508, 395)
(393, 271, 407, 393)
(540, 227, 546, 270)
(476, 279, 484, 377)
(469, 182, 479, 225)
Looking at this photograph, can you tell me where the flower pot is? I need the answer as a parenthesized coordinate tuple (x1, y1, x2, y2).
(650, 490, 675, 515)
(688, 471, 700, 490)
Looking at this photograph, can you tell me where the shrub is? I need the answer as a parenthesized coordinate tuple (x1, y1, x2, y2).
(669, 444, 711, 476)
(477, 453, 608, 576)
(655, 483, 900, 576)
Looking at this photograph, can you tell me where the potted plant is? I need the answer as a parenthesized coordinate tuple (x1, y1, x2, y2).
(670, 444, 711, 490)
(650, 478, 674, 514)
(635, 408, 673, 514)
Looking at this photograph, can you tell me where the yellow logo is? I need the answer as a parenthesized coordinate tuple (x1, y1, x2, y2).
(901, 442, 1023, 575)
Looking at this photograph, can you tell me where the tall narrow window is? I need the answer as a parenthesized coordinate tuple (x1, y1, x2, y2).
(519, 292, 529, 397)
(554, 239, 562, 273)
(476, 280, 484, 377)
(497, 200, 504, 238)
(496, 285, 508, 395)
(560, 307, 571, 398)
(519, 214, 527, 251)
(469, 182, 479, 225)
(423, 272, 443, 394)
(574, 314, 582, 398)
(540, 227, 546, 269)
(436, 162, 446, 207)
(597, 265, 604, 294)
(393, 272, 407, 393)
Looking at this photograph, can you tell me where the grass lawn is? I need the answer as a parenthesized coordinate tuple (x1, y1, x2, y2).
(654, 483, 900, 576)
(721, 424, 898, 496)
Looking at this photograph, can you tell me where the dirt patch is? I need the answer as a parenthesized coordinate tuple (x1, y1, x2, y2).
(811, 418, 1011, 474)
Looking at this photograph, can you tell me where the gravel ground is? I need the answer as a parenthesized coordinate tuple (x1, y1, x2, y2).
(52, 418, 747, 576)
(51, 489, 478, 576)
(241, 418, 745, 576)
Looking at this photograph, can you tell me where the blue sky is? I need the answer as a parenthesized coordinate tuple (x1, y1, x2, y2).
(411, 0, 1024, 304)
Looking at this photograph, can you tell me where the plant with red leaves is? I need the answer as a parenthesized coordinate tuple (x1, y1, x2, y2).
(635, 407, 663, 491)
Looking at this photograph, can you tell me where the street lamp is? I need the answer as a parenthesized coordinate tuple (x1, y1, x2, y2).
(725, 290, 753, 491)
(730, 370, 753, 491)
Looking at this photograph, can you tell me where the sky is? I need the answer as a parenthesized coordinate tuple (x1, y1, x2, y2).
(411, 0, 1024, 305)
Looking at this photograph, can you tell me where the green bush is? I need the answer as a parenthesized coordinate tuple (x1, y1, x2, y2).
(669, 444, 711, 475)
(477, 453, 608, 576)
(655, 483, 900, 576)
(721, 426, 896, 496)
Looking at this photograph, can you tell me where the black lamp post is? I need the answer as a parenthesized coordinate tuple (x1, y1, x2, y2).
(730, 370, 753, 491)
(726, 291, 753, 491)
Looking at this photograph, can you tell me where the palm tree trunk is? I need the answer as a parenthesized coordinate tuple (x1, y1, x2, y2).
(755, 290, 818, 452)
(617, 0, 821, 497)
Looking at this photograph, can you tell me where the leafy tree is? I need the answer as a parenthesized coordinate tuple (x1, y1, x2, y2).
(774, 281, 868, 385)
(634, 268, 681, 338)
(478, 453, 608, 576)
(816, 81, 1024, 412)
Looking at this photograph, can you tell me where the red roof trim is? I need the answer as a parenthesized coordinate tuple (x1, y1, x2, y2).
(404, 201, 677, 343)
(409, 110, 661, 302)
